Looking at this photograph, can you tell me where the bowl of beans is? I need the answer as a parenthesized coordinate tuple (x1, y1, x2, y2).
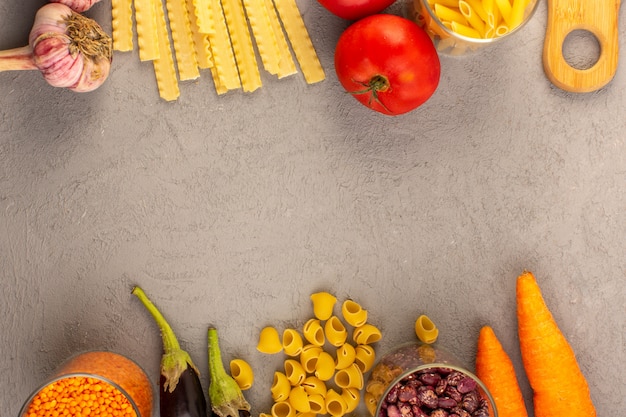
(407, 0, 540, 55)
(19, 351, 154, 417)
(365, 342, 497, 417)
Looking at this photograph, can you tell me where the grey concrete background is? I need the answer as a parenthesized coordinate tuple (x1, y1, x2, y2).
(1, 1, 625, 416)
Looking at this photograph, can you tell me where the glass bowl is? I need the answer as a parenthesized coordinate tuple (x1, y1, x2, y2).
(19, 351, 154, 417)
(408, 0, 540, 55)
(365, 342, 498, 417)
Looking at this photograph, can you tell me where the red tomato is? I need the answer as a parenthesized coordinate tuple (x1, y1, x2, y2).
(317, 0, 396, 20)
(334, 14, 441, 116)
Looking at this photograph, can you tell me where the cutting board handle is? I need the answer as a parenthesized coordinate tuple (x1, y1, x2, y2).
(543, 0, 621, 93)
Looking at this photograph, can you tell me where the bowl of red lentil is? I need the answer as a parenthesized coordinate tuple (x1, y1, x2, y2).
(19, 351, 154, 417)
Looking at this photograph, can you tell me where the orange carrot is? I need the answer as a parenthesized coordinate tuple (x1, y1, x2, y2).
(516, 271, 596, 417)
(476, 325, 529, 417)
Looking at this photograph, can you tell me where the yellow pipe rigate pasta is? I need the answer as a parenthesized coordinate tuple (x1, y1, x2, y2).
(353, 323, 382, 345)
(415, 314, 439, 344)
(152, 0, 180, 101)
(334, 363, 363, 389)
(230, 358, 254, 390)
(164, 0, 200, 81)
(301, 376, 327, 397)
(288, 385, 311, 413)
(341, 300, 368, 327)
(307, 393, 326, 414)
(303, 318, 325, 346)
(299, 345, 323, 374)
(324, 316, 348, 347)
(355, 344, 376, 373)
(341, 387, 360, 413)
(111, 0, 134, 51)
(272, 0, 325, 84)
(221, 0, 262, 92)
(335, 343, 356, 370)
(310, 292, 337, 321)
(284, 359, 307, 386)
(271, 372, 291, 402)
(282, 328, 304, 357)
(271, 401, 295, 417)
(134, 0, 160, 61)
(314, 351, 336, 381)
(364, 392, 378, 416)
(264, 0, 297, 78)
(324, 389, 347, 417)
(258, 326, 283, 354)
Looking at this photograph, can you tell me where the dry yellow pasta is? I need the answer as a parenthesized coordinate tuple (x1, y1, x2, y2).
(459, 1, 486, 36)
(314, 351, 335, 381)
(271, 372, 292, 402)
(310, 292, 337, 320)
(134, 0, 160, 61)
(204, 0, 241, 90)
(111, 0, 134, 51)
(335, 343, 356, 370)
(364, 392, 378, 417)
(415, 314, 439, 344)
(191, 0, 212, 33)
(241, 0, 280, 75)
(165, 0, 200, 80)
(222, 0, 262, 92)
(186, 0, 213, 69)
(354, 344, 376, 373)
(282, 328, 304, 357)
(464, 0, 488, 21)
(258, 326, 283, 354)
(341, 387, 360, 413)
(264, 0, 297, 78)
(302, 376, 327, 397)
(341, 300, 368, 327)
(303, 318, 325, 346)
(230, 358, 254, 390)
(324, 389, 347, 417)
(271, 401, 295, 417)
(272, 0, 325, 84)
(284, 359, 306, 386)
(451, 20, 481, 38)
(152, 0, 180, 101)
(353, 323, 382, 345)
(307, 393, 326, 414)
(288, 385, 311, 413)
(494, 0, 512, 26)
(334, 363, 363, 389)
(434, 3, 467, 25)
(324, 316, 348, 347)
(510, 0, 530, 28)
(299, 344, 323, 374)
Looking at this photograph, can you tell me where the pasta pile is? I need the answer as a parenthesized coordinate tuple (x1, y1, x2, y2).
(111, 0, 325, 101)
(257, 292, 382, 417)
(422, 0, 533, 39)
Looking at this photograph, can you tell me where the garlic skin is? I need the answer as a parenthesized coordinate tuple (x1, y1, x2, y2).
(29, 3, 112, 92)
(50, 0, 103, 13)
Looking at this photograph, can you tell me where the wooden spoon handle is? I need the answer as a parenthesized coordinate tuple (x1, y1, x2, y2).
(543, 0, 621, 93)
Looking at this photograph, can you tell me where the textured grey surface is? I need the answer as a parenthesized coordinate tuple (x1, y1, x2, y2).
(1, 1, 625, 417)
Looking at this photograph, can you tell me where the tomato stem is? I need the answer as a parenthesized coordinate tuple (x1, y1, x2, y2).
(350, 75, 392, 113)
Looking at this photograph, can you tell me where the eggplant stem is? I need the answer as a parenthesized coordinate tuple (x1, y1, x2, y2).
(132, 286, 181, 354)
(0, 45, 37, 72)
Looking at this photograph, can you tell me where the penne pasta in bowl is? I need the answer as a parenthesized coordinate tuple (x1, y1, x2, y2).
(409, 0, 540, 55)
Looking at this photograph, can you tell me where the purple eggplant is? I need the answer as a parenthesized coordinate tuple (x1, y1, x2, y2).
(132, 286, 208, 417)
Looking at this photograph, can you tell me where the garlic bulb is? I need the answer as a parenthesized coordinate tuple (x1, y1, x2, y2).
(0, 3, 112, 92)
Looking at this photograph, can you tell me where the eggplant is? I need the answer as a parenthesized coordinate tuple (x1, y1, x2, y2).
(207, 327, 251, 417)
(132, 286, 208, 417)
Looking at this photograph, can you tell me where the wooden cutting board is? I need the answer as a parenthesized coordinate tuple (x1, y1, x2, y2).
(543, 0, 621, 93)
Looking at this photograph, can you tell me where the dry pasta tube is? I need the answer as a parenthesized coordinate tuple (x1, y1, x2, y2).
(284, 359, 306, 386)
(314, 351, 335, 381)
(335, 343, 356, 370)
(310, 292, 337, 320)
(325, 389, 348, 417)
(334, 363, 363, 390)
(341, 387, 360, 413)
(353, 323, 382, 345)
(258, 326, 283, 354)
(364, 392, 378, 417)
(301, 376, 327, 397)
(324, 316, 348, 347)
(271, 401, 296, 417)
(299, 345, 323, 374)
(303, 318, 325, 346)
(355, 344, 376, 373)
(415, 314, 439, 344)
(288, 385, 311, 413)
(230, 358, 254, 390)
(283, 328, 304, 357)
(271, 372, 291, 402)
(341, 300, 368, 327)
